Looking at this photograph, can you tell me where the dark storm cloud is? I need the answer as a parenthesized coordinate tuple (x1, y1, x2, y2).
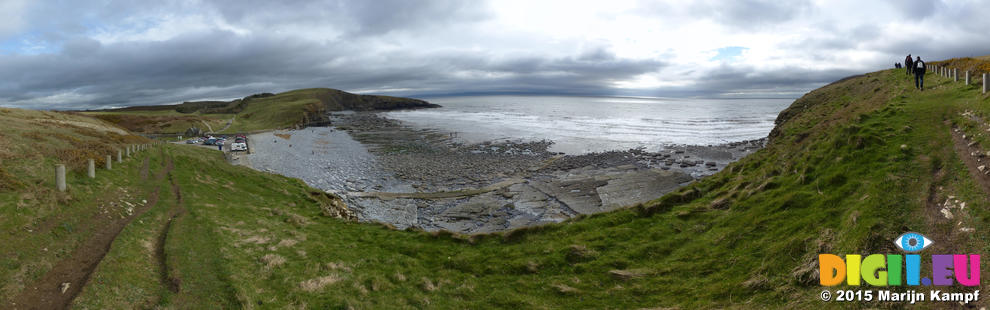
(1, 0, 990, 110)
(701, 66, 861, 96)
(204, 0, 490, 37)
(274, 47, 666, 98)
(886, 0, 943, 20)
(689, 0, 812, 30)
(479, 48, 662, 77)
(0, 25, 661, 109)
(1, 31, 329, 98)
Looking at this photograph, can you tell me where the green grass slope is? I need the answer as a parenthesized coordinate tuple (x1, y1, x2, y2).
(0, 108, 150, 303)
(4, 64, 990, 309)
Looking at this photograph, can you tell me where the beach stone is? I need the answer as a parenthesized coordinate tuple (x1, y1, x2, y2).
(349, 198, 418, 229)
(511, 183, 549, 202)
(434, 194, 514, 233)
(440, 194, 503, 220)
(616, 164, 637, 170)
(529, 177, 607, 215)
(473, 214, 512, 234)
(597, 169, 693, 211)
(507, 214, 539, 229)
(434, 220, 475, 233)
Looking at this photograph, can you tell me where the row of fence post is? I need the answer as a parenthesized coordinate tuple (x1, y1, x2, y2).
(54, 141, 165, 192)
(928, 64, 987, 94)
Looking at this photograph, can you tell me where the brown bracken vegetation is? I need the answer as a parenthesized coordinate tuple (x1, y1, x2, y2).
(930, 57, 990, 77)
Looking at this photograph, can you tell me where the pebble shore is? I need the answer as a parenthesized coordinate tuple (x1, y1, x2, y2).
(240, 112, 766, 233)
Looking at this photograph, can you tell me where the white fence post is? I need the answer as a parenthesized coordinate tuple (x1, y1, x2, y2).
(106, 155, 112, 170)
(965, 71, 970, 85)
(984, 73, 988, 94)
(56, 164, 66, 192)
(88, 159, 95, 178)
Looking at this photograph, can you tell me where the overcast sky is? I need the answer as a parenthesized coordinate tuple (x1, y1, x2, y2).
(1, 0, 989, 110)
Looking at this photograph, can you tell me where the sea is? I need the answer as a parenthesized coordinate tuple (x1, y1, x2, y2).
(382, 95, 794, 154)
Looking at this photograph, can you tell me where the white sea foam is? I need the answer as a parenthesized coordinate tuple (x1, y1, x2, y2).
(383, 95, 792, 154)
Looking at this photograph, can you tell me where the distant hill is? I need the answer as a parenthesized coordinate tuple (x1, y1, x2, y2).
(86, 88, 439, 134)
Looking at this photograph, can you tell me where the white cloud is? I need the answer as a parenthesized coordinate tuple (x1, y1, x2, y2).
(90, 13, 250, 44)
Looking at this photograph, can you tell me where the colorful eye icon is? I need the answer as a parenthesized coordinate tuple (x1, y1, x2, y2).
(894, 232, 933, 252)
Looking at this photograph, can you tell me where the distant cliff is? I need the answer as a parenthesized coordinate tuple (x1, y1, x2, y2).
(172, 88, 439, 115)
(88, 88, 439, 132)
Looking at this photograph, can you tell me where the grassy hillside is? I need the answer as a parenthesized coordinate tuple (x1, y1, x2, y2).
(3, 63, 990, 309)
(85, 110, 234, 135)
(0, 108, 151, 305)
(85, 88, 436, 134)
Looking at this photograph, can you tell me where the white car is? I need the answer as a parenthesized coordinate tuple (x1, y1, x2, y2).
(230, 139, 248, 151)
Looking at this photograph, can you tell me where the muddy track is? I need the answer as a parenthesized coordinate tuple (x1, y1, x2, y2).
(156, 155, 186, 294)
(922, 164, 960, 255)
(9, 149, 173, 310)
(919, 124, 984, 258)
(937, 126, 986, 309)
(919, 123, 990, 258)
(951, 126, 990, 193)
(935, 126, 990, 255)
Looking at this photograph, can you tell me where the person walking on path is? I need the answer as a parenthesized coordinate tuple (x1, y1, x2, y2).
(905, 54, 913, 76)
(914, 56, 926, 90)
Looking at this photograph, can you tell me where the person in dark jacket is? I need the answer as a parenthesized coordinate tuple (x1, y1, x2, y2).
(914, 56, 926, 90)
(905, 54, 913, 75)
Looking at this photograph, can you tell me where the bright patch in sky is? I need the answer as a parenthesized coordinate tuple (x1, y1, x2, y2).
(711, 46, 748, 61)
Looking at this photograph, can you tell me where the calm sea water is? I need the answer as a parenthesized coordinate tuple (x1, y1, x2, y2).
(382, 95, 793, 154)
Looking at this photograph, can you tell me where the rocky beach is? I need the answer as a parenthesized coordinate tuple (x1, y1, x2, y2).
(238, 112, 765, 233)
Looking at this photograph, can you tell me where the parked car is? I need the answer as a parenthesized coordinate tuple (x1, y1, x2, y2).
(204, 138, 217, 145)
(185, 139, 197, 144)
(230, 138, 248, 151)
